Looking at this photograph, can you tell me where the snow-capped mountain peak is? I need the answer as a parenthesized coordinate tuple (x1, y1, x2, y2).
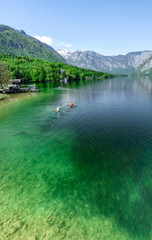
(58, 49, 152, 74)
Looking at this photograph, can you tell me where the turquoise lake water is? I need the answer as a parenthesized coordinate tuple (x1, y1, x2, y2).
(1, 76, 152, 239)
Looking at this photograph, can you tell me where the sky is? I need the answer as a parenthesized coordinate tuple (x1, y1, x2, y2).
(0, 0, 152, 55)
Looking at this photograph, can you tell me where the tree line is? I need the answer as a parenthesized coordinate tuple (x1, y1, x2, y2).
(0, 53, 116, 87)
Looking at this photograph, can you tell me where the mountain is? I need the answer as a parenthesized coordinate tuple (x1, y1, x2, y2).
(0, 24, 66, 63)
(58, 49, 152, 74)
(135, 56, 152, 75)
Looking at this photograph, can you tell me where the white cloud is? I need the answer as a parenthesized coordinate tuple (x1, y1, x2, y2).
(35, 35, 53, 46)
(66, 43, 72, 47)
(34, 35, 72, 49)
(60, 42, 72, 48)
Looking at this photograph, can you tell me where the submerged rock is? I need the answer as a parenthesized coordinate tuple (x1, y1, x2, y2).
(28, 236, 37, 240)
(9, 221, 23, 234)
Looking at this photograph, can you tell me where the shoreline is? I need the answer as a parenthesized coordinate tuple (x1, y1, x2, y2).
(0, 91, 38, 107)
(0, 94, 8, 101)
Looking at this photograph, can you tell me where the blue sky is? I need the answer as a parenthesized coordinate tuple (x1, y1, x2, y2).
(0, 0, 152, 55)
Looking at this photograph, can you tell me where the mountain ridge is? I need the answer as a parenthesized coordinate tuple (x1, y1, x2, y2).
(1, 24, 152, 75)
(58, 49, 152, 74)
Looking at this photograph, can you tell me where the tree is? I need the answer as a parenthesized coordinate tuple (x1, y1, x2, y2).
(0, 62, 11, 88)
(39, 67, 46, 82)
(80, 72, 85, 80)
(12, 65, 23, 79)
(17, 65, 22, 78)
(23, 69, 31, 82)
(32, 68, 41, 82)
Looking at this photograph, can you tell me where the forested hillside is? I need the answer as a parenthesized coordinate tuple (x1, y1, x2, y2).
(0, 24, 66, 63)
(0, 54, 116, 83)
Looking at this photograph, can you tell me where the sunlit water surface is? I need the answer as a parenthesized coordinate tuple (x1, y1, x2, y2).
(1, 76, 152, 240)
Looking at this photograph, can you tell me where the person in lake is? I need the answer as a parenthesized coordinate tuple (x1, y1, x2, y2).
(56, 107, 60, 112)
(70, 102, 74, 107)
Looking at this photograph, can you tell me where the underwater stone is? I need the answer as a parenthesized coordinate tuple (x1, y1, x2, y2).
(15, 221, 22, 229)
(9, 221, 23, 234)
(28, 236, 36, 240)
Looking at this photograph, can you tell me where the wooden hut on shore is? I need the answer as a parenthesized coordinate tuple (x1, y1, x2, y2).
(0, 79, 39, 94)
(12, 79, 22, 85)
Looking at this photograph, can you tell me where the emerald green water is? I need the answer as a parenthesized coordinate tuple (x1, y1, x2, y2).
(1, 76, 152, 240)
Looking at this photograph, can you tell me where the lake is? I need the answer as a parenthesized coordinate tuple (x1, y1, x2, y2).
(1, 76, 152, 240)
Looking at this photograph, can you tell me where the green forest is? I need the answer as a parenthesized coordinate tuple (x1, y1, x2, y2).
(0, 53, 116, 84)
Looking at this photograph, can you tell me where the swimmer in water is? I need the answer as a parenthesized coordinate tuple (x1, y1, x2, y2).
(70, 102, 74, 107)
(56, 107, 60, 112)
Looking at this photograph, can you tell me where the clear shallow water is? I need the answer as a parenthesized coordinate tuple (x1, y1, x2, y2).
(1, 76, 152, 239)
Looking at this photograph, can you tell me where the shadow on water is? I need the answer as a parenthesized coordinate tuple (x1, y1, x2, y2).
(45, 116, 152, 239)
(70, 120, 152, 237)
